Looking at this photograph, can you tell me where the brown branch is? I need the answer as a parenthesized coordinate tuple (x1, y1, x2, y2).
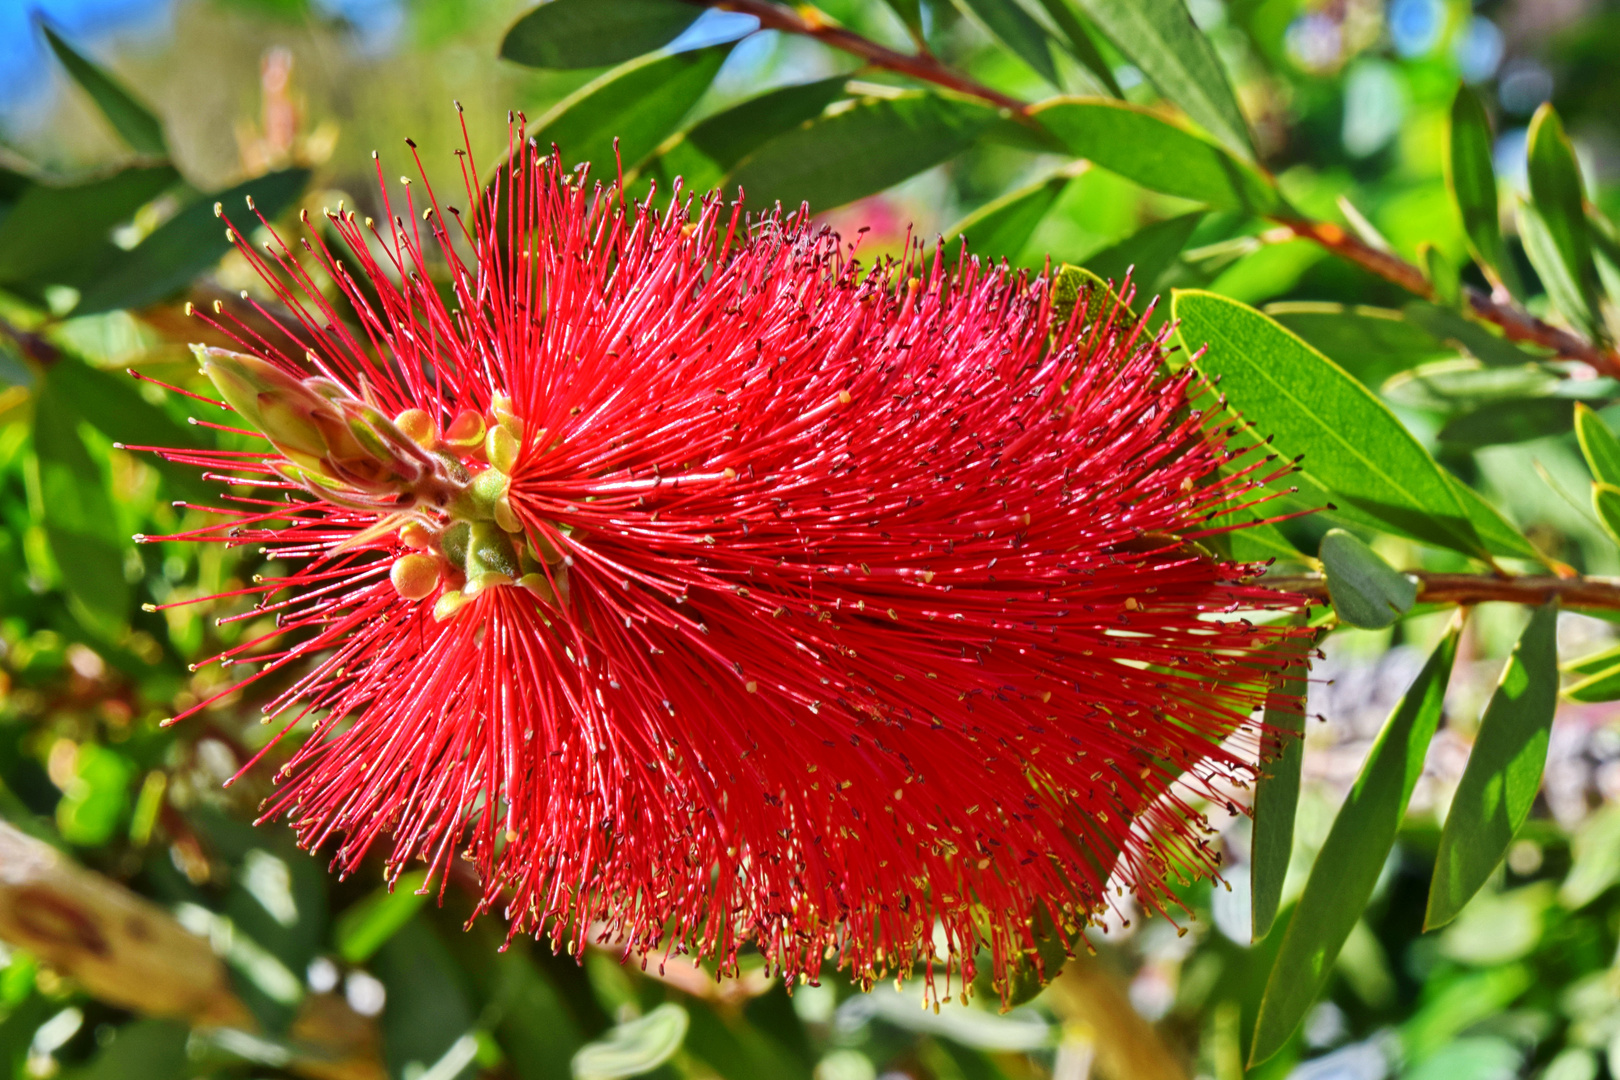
(697, 0, 1620, 373)
(698, 0, 1031, 114)
(1263, 571, 1620, 611)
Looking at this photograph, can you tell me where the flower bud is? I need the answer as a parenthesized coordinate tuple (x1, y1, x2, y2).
(394, 409, 435, 446)
(195, 346, 330, 464)
(485, 424, 518, 474)
(390, 553, 440, 600)
(444, 409, 486, 451)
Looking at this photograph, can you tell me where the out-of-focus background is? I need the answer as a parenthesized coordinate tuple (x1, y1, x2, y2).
(3, 2, 1620, 1079)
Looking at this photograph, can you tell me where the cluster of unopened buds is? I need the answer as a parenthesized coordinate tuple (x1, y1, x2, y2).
(196, 346, 569, 621)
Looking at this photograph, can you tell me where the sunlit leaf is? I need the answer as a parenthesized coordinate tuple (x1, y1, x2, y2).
(954, 0, 1062, 86)
(0, 164, 178, 288)
(1592, 482, 1620, 548)
(1445, 85, 1519, 298)
(1250, 620, 1460, 1065)
(500, 0, 704, 70)
(1426, 601, 1559, 929)
(1064, 0, 1253, 157)
(1401, 302, 1544, 368)
(654, 77, 848, 195)
(573, 1004, 690, 1080)
(1438, 397, 1580, 448)
(334, 869, 431, 963)
(1030, 0, 1123, 95)
(1173, 290, 1486, 559)
(1033, 98, 1280, 213)
(944, 170, 1071, 263)
(1559, 802, 1620, 909)
(1574, 402, 1620, 485)
(1523, 104, 1604, 341)
(1083, 211, 1203, 301)
(1266, 302, 1448, 387)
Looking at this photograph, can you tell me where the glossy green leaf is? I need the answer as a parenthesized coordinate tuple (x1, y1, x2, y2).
(573, 1003, 690, 1080)
(656, 77, 848, 195)
(1401, 302, 1543, 367)
(75, 168, 309, 316)
(334, 869, 431, 963)
(880, 0, 926, 41)
(1034, 98, 1280, 213)
(41, 25, 168, 158)
(1084, 211, 1203, 301)
(944, 171, 1071, 263)
(955, 0, 1062, 86)
(1524, 104, 1603, 340)
(1446, 85, 1518, 297)
(1320, 529, 1416, 629)
(1030, 0, 1123, 96)
(1251, 632, 1311, 941)
(1420, 242, 1461, 306)
(1563, 641, 1620, 676)
(500, 0, 703, 70)
(1065, 0, 1253, 157)
(1173, 290, 1485, 559)
(1574, 402, 1620, 485)
(1589, 207, 1620, 310)
(528, 45, 732, 180)
(1427, 601, 1560, 929)
(46, 357, 212, 502)
(1267, 302, 1448, 387)
(33, 369, 130, 634)
(78, 1019, 188, 1080)
(1382, 361, 1563, 412)
(55, 743, 134, 846)
(1250, 621, 1460, 1065)
(0, 164, 178, 287)
(1438, 398, 1578, 448)
(1592, 482, 1620, 547)
(1444, 473, 1543, 563)
(726, 92, 997, 213)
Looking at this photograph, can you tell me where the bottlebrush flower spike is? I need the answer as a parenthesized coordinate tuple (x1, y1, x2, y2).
(140, 125, 1309, 1001)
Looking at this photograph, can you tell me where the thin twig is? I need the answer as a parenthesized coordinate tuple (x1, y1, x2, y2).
(699, 0, 1620, 374)
(1264, 571, 1620, 611)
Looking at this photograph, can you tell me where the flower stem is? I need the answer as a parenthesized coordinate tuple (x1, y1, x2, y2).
(700, 0, 1620, 373)
(1263, 571, 1620, 611)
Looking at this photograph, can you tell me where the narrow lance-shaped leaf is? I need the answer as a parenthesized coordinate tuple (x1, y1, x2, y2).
(1446, 85, 1519, 298)
(1524, 104, 1604, 341)
(954, 0, 1063, 87)
(334, 870, 431, 963)
(1250, 619, 1461, 1065)
(1574, 402, 1620, 485)
(1319, 528, 1416, 630)
(1032, 98, 1279, 214)
(880, 0, 927, 44)
(1031, 0, 1124, 96)
(526, 44, 733, 181)
(0, 165, 179, 288)
(1251, 629, 1313, 942)
(74, 168, 310, 316)
(944, 170, 1072, 264)
(1172, 290, 1487, 559)
(1592, 482, 1620, 548)
(653, 77, 848, 195)
(573, 1004, 690, 1080)
(1083, 211, 1204, 302)
(40, 23, 168, 158)
(726, 92, 998, 213)
(500, 0, 704, 70)
(1426, 601, 1559, 929)
(1065, 0, 1254, 158)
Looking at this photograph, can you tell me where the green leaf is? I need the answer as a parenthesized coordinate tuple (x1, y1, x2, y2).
(1033, 98, 1277, 214)
(944, 171, 1071, 263)
(726, 92, 998, 213)
(1438, 397, 1579, 448)
(75, 169, 310, 316)
(1265, 302, 1448, 387)
(1030, 0, 1123, 96)
(528, 45, 732, 181)
(1065, 0, 1253, 158)
(1083, 211, 1203, 300)
(655, 77, 848, 195)
(1401, 301, 1543, 367)
(500, 0, 703, 70)
(573, 1003, 690, 1080)
(1563, 640, 1620, 676)
(1445, 473, 1543, 563)
(1574, 402, 1620, 485)
(34, 369, 130, 634)
(55, 743, 134, 846)
(1426, 601, 1560, 929)
(1592, 482, 1620, 547)
(880, 0, 926, 41)
(954, 0, 1062, 87)
(41, 25, 168, 158)
(1250, 620, 1460, 1066)
(79, 1020, 189, 1080)
(371, 917, 479, 1080)
(0, 164, 179, 287)
(1173, 289, 1485, 559)
(333, 869, 431, 963)
(1320, 528, 1416, 629)
(1559, 802, 1620, 909)
(1251, 632, 1311, 941)
(1568, 664, 1620, 702)
(1381, 360, 1564, 412)
(1445, 85, 1518, 298)
(1524, 104, 1603, 340)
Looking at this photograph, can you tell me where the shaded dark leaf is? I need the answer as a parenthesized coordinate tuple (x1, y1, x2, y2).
(41, 23, 168, 158)
(500, 0, 703, 70)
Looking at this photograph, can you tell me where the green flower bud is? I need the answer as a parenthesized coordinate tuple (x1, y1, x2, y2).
(466, 521, 520, 581)
(195, 345, 329, 463)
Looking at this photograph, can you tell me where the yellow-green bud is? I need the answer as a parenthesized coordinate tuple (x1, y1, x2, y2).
(195, 345, 329, 462)
(390, 553, 440, 600)
(444, 409, 485, 451)
(432, 589, 468, 622)
(485, 424, 518, 473)
(399, 522, 434, 549)
(466, 521, 520, 581)
(394, 408, 435, 446)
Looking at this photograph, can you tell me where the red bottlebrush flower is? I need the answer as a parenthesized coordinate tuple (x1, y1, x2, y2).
(141, 127, 1308, 1000)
